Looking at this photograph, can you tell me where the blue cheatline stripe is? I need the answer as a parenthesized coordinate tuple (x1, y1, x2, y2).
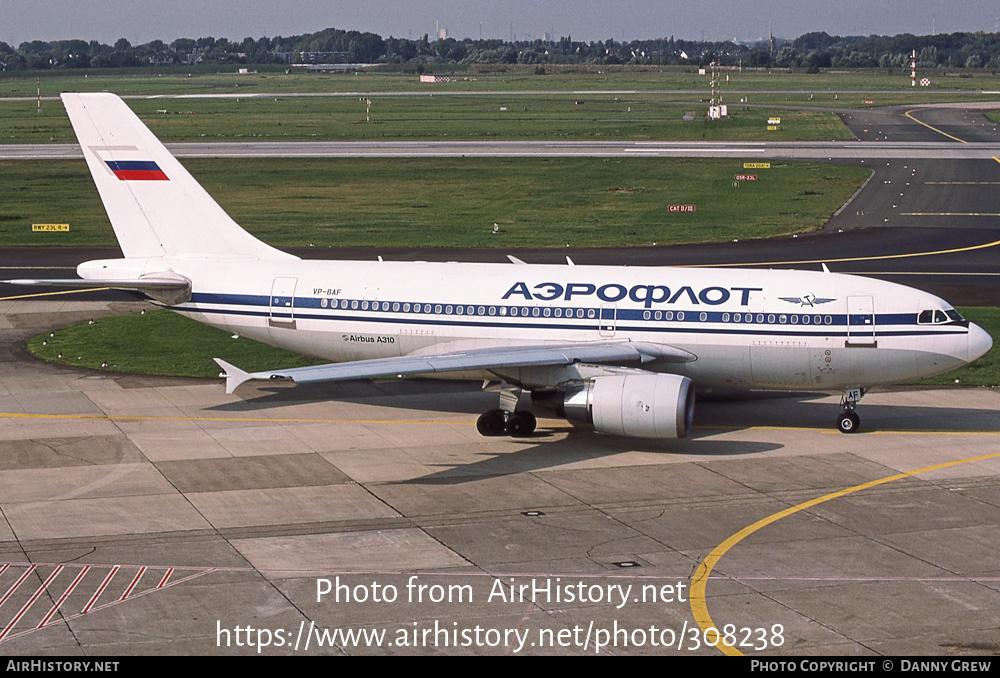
(176, 293, 967, 340)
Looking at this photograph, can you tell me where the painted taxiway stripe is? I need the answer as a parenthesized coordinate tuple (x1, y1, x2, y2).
(38, 566, 89, 629)
(904, 109, 968, 144)
(690, 450, 1000, 657)
(0, 287, 109, 302)
(0, 565, 35, 609)
(689, 238, 1000, 268)
(120, 567, 146, 601)
(0, 266, 75, 270)
(845, 271, 1000, 276)
(0, 411, 995, 435)
(0, 566, 63, 641)
(0, 411, 489, 427)
(82, 565, 119, 614)
(2, 411, 997, 435)
(901, 212, 1000, 216)
(696, 425, 1000, 436)
(2, 565, 217, 644)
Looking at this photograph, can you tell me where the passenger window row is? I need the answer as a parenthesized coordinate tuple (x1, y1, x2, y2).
(313, 299, 839, 326)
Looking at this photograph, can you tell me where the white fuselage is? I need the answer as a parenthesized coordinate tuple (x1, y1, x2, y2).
(80, 257, 989, 391)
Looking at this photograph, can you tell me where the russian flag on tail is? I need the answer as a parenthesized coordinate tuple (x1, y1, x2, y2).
(105, 160, 168, 181)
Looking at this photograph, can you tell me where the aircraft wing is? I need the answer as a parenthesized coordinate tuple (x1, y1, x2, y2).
(215, 341, 696, 394)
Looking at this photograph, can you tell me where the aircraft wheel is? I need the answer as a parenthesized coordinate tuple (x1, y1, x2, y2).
(506, 411, 537, 437)
(837, 411, 860, 434)
(477, 409, 507, 437)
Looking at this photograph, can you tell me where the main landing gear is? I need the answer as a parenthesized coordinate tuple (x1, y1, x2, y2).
(476, 382, 537, 438)
(476, 409, 537, 437)
(836, 387, 867, 434)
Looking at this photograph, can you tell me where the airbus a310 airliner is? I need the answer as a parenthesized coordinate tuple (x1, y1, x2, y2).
(8, 93, 992, 438)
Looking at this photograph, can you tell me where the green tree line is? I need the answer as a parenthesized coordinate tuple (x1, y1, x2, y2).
(4, 26, 1000, 71)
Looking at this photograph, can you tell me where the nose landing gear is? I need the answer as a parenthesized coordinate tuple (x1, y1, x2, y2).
(837, 409, 860, 434)
(836, 387, 866, 434)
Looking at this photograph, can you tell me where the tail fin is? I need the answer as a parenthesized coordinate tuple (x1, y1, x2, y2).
(62, 93, 294, 261)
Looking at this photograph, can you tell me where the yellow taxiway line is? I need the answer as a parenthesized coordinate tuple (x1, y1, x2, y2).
(689, 237, 1000, 268)
(689, 450, 1000, 656)
(2, 411, 997, 435)
(903, 109, 968, 143)
(0, 288, 110, 302)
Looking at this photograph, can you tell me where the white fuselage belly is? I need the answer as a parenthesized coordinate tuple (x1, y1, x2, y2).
(143, 258, 976, 391)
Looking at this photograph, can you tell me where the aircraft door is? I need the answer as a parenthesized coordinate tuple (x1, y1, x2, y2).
(846, 295, 875, 346)
(269, 277, 297, 328)
(599, 304, 617, 337)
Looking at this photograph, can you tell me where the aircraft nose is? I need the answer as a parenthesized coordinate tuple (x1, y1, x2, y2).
(968, 322, 993, 362)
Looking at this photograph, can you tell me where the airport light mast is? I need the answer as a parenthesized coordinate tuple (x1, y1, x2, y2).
(708, 58, 727, 119)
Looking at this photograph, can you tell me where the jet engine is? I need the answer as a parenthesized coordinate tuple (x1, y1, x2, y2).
(532, 372, 695, 439)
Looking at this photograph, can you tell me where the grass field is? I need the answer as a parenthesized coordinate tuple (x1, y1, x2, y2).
(27, 305, 999, 387)
(7, 66, 1000, 96)
(0, 157, 869, 248)
(3, 66, 999, 143)
(27, 308, 323, 377)
(0, 94, 853, 143)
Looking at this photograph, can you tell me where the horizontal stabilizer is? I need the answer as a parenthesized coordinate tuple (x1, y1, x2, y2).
(4, 274, 192, 304)
(214, 358, 253, 395)
(3, 277, 188, 290)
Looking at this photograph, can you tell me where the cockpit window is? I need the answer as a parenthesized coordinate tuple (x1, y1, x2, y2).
(918, 308, 965, 324)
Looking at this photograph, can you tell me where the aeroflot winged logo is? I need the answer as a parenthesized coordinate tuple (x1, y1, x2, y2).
(779, 293, 836, 307)
(105, 160, 169, 181)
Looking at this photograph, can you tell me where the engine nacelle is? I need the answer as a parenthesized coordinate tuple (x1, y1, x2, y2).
(532, 372, 695, 439)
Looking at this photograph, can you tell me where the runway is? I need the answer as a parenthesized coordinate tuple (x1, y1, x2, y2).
(0, 102, 998, 655)
(2, 139, 1000, 161)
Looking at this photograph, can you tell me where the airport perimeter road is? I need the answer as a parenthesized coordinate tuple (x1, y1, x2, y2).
(0, 300, 998, 655)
